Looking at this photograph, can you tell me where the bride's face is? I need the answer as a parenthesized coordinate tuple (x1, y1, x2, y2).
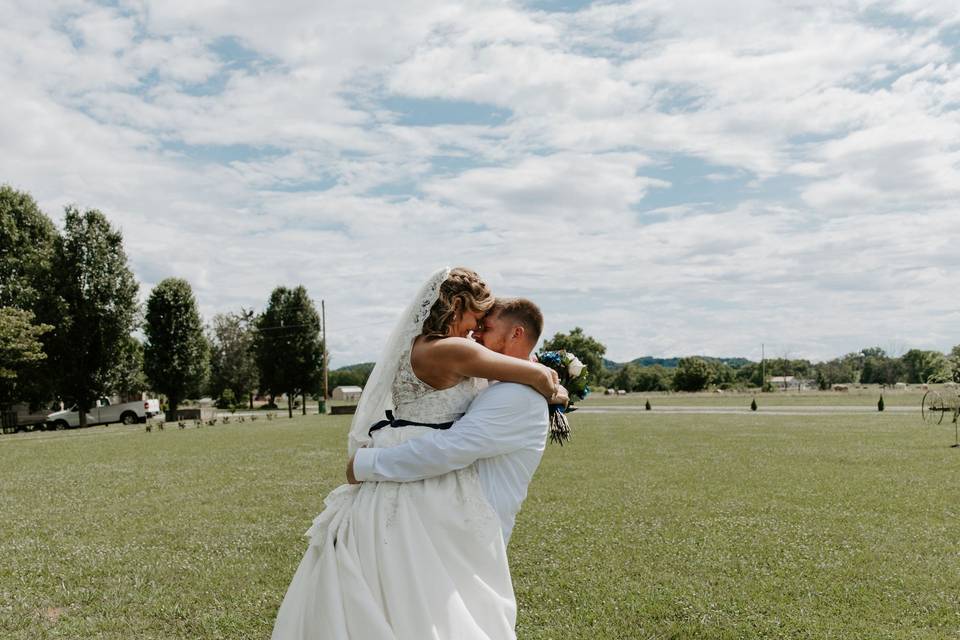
(450, 309, 484, 339)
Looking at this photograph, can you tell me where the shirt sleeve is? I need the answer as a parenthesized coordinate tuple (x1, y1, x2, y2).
(352, 384, 547, 483)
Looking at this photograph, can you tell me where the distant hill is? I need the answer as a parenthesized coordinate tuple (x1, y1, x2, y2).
(334, 362, 374, 374)
(603, 356, 753, 370)
(328, 362, 375, 388)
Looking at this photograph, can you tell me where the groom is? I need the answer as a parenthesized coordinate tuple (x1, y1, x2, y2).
(347, 297, 551, 545)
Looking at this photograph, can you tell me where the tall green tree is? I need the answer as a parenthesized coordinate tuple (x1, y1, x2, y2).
(859, 347, 905, 385)
(0, 186, 57, 310)
(208, 309, 258, 409)
(254, 286, 323, 418)
(0, 307, 52, 408)
(112, 335, 148, 399)
(950, 345, 960, 384)
(710, 361, 736, 388)
(901, 349, 950, 384)
(0, 186, 60, 404)
(672, 357, 712, 392)
(635, 365, 672, 392)
(541, 327, 606, 384)
(814, 358, 858, 389)
(611, 363, 638, 391)
(144, 278, 209, 420)
(51, 207, 139, 426)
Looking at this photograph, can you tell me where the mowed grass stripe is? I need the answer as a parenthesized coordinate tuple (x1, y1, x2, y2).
(1, 413, 957, 639)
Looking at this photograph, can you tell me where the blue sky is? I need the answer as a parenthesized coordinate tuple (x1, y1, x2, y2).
(2, 0, 959, 365)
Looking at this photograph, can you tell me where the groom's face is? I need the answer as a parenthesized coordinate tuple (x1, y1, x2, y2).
(474, 310, 512, 355)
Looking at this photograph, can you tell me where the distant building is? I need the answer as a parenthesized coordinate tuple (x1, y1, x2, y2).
(769, 376, 813, 391)
(332, 386, 363, 401)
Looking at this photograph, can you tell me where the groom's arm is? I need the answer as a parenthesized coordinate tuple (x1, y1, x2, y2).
(351, 384, 547, 483)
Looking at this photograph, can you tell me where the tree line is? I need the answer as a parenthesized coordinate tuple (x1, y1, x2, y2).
(0, 186, 324, 423)
(247, 327, 960, 398)
(537, 328, 960, 393)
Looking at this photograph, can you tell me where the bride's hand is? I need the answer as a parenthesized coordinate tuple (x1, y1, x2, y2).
(549, 384, 570, 408)
(534, 364, 560, 400)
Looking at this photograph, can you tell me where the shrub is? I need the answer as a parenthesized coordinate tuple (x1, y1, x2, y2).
(217, 388, 236, 410)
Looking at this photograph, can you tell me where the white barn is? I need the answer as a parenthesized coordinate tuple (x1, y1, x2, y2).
(332, 386, 363, 401)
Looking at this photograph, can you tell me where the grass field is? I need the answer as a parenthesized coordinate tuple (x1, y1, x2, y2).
(2, 409, 958, 639)
(581, 386, 937, 408)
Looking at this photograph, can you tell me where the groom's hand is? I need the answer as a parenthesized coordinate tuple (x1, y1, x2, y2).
(346, 455, 360, 484)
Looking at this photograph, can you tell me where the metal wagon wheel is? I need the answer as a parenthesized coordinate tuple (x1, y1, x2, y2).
(921, 390, 946, 425)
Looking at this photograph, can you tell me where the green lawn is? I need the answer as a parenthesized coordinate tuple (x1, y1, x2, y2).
(2, 411, 958, 639)
(582, 386, 936, 408)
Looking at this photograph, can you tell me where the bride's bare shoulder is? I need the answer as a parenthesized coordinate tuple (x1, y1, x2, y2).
(413, 336, 480, 361)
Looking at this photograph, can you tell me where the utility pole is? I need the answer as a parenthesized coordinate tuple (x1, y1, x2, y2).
(761, 343, 765, 391)
(322, 299, 328, 414)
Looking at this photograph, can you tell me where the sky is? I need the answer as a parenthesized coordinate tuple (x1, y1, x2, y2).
(2, 0, 959, 366)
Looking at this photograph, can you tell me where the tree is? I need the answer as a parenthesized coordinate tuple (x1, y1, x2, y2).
(0, 307, 52, 408)
(901, 349, 950, 384)
(859, 347, 904, 385)
(51, 207, 139, 427)
(814, 358, 857, 389)
(861, 347, 886, 359)
(541, 327, 606, 384)
(735, 362, 763, 387)
(611, 363, 637, 391)
(327, 362, 375, 393)
(765, 357, 813, 381)
(672, 357, 712, 392)
(254, 286, 324, 418)
(634, 365, 672, 392)
(710, 361, 736, 388)
(208, 309, 258, 408)
(112, 335, 148, 399)
(0, 186, 58, 310)
(144, 278, 209, 420)
(949, 345, 960, 384)
(0, 186, 60, 404)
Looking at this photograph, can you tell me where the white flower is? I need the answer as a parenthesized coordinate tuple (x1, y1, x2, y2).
(568, 357, 585, 378)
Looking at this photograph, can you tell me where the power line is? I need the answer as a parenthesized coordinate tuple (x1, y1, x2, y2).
(252, 323, 321, 332)
(252, 319, 386, 333)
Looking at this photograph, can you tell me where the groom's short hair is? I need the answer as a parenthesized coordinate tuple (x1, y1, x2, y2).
(492, 298, 543, 343)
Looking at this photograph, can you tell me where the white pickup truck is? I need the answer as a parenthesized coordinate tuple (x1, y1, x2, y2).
(47, 398, 162, 429)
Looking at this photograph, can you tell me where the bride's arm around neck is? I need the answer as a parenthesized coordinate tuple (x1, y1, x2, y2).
(412, 337, 557, 398)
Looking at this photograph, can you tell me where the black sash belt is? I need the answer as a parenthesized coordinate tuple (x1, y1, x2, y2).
(368, 410, 455, 437)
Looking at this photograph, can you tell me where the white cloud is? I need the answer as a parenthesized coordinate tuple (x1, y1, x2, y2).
(1, 0, 958, 365)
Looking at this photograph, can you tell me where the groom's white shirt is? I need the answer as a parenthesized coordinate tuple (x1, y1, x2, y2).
(352, 382, 549, 544)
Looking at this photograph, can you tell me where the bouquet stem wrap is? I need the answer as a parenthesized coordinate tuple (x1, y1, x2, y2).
(547, 404, 571, 445)
(538, 350, 589, 446)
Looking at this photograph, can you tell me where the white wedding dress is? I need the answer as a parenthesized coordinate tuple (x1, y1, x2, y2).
(271, 342, 517, 639)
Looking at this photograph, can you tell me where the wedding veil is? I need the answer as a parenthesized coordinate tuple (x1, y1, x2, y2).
(347, 267, 451, 455)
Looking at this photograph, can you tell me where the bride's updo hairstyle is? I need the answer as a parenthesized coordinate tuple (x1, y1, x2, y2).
(421, 267, 494, 339)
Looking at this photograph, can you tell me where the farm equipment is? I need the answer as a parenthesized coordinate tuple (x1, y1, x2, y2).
(921, 389, 960, 447)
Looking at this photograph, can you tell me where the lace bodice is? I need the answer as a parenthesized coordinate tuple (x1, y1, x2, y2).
(390, 343, 482, 424)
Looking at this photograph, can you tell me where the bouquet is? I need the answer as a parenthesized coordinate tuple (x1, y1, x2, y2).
(536, 350, 589, 445)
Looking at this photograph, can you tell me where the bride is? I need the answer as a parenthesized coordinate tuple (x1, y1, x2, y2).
(271, 267, 559, 640)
